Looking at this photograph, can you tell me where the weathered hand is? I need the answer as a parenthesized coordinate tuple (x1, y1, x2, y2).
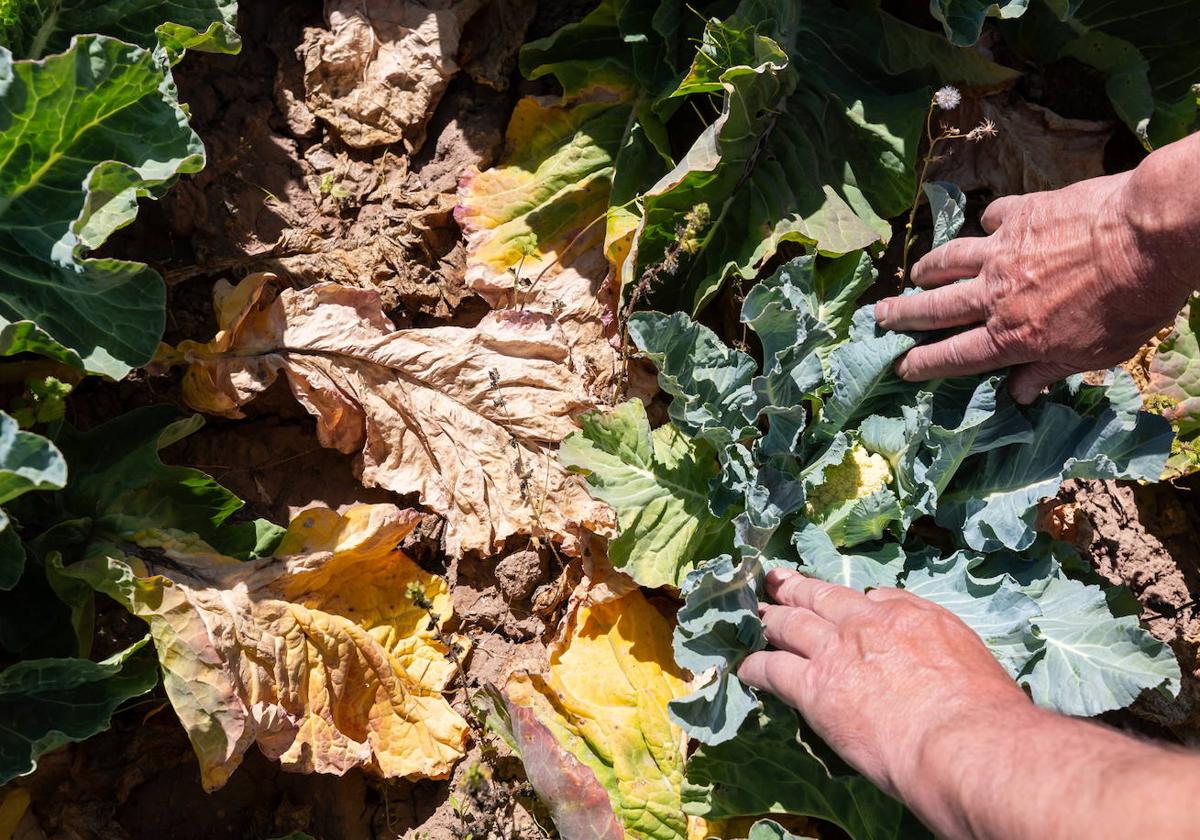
(739, 567, 1200, 840)
(737, 568, 1029, 798)
(874, 142, 1199, 403)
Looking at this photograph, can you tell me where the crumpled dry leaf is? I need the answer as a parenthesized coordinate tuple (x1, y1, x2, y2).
(299, 0, 483, 151)
(67, 504, 470, 791)
(457, 90, 628, 399)
(500, 589, 691, 840)
(163, 274, 614, 556)
(929, 92, 1111, 195)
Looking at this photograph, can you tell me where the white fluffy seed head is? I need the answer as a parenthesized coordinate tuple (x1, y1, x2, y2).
(934, 85, 962, 110)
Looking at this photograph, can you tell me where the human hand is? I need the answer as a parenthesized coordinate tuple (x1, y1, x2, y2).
(737, 568, 1030, 798)
(874, 163, 1197, 403)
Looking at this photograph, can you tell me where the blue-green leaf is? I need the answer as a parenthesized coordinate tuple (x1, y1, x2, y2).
(682, 695, 930, 840)
(629, 311, 758, 447)
(923, 181, 966, 248)
(668, 556, 764, 744)
(929, 0, 1030, 47)
(1019, 576, 1180, 716)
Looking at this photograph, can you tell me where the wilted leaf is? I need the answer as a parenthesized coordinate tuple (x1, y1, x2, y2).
(457, 0, 694, 396)
(2, 405, 284, 675)
(457, 89, 631, 397)
(0, 37, 205, 378)
(167, 274, 614, 557)
(500, 589, 691, 840)
(928, 93, 1111, 195)
(0, 637, 158, 785)
(0, 411, 67, 589)
(560, 399, 735, 588)
(299, 0, 482, 150)
(1146, 299, 1200, 479)
(0, 0, 240, 60)
(67, 504, 470, 791)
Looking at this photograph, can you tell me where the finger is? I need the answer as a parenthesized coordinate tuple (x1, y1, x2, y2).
(1008, 360, 1078, 404)
(875, 280, 987, 332)
(738, 650, 807, 703)
(910, 237, 994, 288)
(980, 195, 1027, 234)
(761, 604, 836, 658)
(896, 327, 1029, 381)
(765, 568, 868, 623)
(865, 587, 909, 603)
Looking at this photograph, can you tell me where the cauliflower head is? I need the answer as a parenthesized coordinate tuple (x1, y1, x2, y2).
(804, 444, 892, 520)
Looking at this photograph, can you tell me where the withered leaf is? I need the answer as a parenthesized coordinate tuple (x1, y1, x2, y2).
(66, 504, 469, 790)
(166, 274, 614, 556)
(299, 0, 483, 151)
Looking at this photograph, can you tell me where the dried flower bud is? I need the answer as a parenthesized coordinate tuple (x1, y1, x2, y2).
(967, 118, 998, 142)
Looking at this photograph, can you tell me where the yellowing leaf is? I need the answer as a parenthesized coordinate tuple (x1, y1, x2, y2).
(501, 590, 691, 840)
(164, 274, 615, 557)
(457, 88, 631, 398)
(66, 504, 469, 791)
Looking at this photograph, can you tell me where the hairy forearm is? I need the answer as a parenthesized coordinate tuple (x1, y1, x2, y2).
(897, 699, 1200, 839)
(1122, 132, 1200, 295)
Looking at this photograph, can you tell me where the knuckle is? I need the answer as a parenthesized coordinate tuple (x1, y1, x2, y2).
(985, 267, 1046, 357)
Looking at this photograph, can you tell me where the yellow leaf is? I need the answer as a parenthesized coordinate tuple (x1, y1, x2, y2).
(167, 275, 615, 557)
(67, 504, 469, 791)
(0, 789, 30, 840)
(503, 589, 690, 840)
(457, 87, 632, 398)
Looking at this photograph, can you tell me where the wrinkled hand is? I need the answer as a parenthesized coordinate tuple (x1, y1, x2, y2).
(738, 568, 1029, 797)
(874, 168, 1196, 403)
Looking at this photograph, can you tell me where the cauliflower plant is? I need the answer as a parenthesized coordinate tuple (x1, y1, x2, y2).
(803, 444, 893, 541)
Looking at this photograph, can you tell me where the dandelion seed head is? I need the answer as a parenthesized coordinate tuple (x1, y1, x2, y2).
(934, 85, 961, 110)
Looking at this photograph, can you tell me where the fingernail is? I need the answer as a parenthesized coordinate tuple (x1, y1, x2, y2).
(874, 300, 890, 325)
(896, 357, 911, 380)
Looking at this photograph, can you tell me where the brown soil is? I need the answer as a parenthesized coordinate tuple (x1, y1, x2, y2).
(1053, 479, 1200, 741)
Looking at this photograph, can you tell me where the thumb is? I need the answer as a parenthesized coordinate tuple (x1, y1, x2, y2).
(1008, 360, 1078, 404)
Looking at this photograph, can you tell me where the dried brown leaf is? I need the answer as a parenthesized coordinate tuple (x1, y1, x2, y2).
(929, 93, 1111, 195)
(166, 274, 614, 556)
(299, 0, 483, 151)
